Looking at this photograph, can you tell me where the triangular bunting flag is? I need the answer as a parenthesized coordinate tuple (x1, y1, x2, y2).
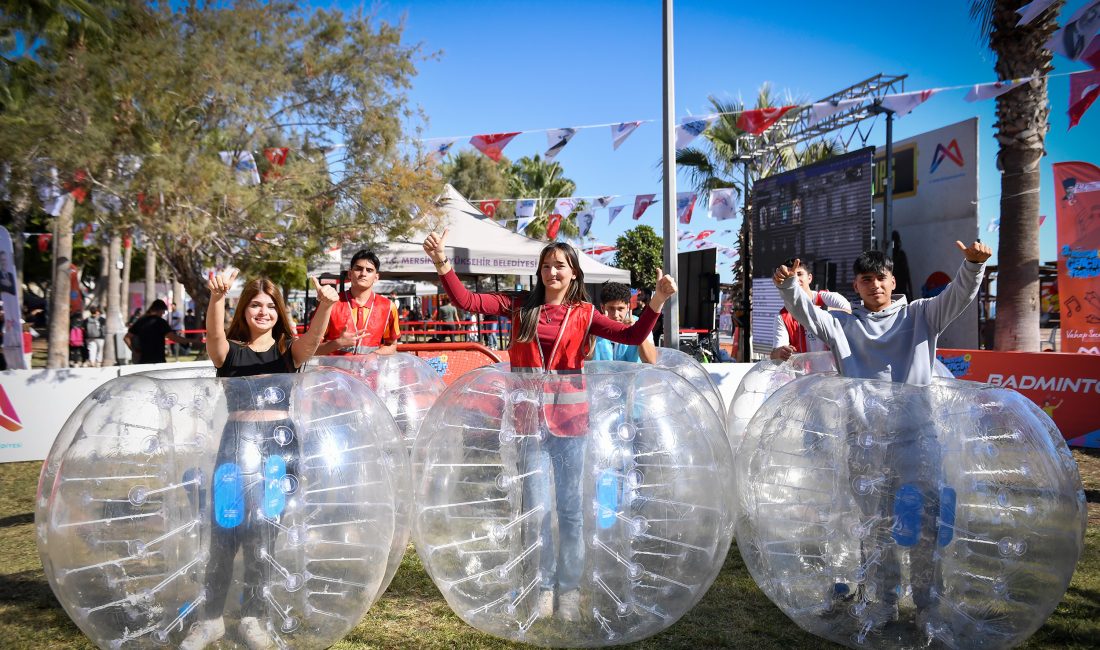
(516, 199, 537, 233)
(577, 208, 596, 237)
(545, 128, 577, 161)
(879, 89, 938, 116)
(594, 195, 616, 208)
(1016, 0, 1058, 26)
(469, 132, 521, 162)
(675, 115, 717, 149)
(737, 105, 797, 135)
(554, 197, 577, 217)
(611, 121, 643, 150)
(546, 213, 563, 240)
(807, 98, 865, 127)
(479, 199, 501, 218)
(633, 194, 657, 220)
(987, 218, 1000, 233)
(1069, 69, 1100, 129)
(219, 151, 261, 186)
(676, 192, 697, 225)
(262, 147, 289, 181)
(426, 138, 460, 158)
(678, 231, 695, 242)
(1047, 0, 1100, 60)
(694, 229, 715, 241)
(608, 205, 624, 224)
(964, 78, 1030, 102)
(709, 188, 737, 220)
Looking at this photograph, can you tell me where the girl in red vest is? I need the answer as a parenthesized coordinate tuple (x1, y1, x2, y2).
(423, 229, 677, 621)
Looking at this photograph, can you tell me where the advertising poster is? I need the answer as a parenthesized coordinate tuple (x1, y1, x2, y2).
(1053, 162, 1100, 355)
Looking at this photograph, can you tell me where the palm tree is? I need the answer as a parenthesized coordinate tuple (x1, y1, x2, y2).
(970, 0, 1061, 351)
(506, 154, 578, 240)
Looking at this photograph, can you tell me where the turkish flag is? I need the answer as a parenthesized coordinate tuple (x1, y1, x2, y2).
(736, 105, 796, 135)
(469, 132, 521, 162)
(1068, 69, 1100, 129)
(263, 147, 289, 180)
(694, 229, 715, 241)
(546, 213, 562, 240)
(479, 199, 501, 218)
(37, 234, 52, 252)
(632, 194, 657, 220)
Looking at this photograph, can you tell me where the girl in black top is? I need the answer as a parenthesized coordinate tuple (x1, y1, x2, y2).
(181, 271, 338, 650)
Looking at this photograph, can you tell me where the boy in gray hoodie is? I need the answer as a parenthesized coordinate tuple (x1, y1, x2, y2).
(771, 241, 991, 635)
(772, 240, 991, 386)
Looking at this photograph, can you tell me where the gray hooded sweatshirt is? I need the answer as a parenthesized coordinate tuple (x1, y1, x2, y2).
(778, 260, 985, 386)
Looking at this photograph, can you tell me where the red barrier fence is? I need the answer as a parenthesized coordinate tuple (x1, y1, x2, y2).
(396, 342, 505, 385)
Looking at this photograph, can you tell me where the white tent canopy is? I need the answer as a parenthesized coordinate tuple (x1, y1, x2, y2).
(369, 185, 631, 284)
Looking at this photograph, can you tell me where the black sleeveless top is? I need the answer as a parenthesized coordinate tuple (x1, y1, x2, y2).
(216, 341, 298, 413)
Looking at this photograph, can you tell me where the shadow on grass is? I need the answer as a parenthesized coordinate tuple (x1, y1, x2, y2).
(0, 512, 34, 528)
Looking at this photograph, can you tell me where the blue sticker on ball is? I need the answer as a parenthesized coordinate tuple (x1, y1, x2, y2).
(213, 463, 244, 529)
(263, 455, 287, 518)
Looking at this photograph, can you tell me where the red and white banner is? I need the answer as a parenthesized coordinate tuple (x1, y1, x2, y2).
(736, 105, 796, 134)
(479, 199, 501, 218)
(469, 132, 521, 162)
(632, 194, 656, 220)
(1053, 161, 1100, 354)
(546, 213, 563, 240)
(1068, 69, 1100, 129)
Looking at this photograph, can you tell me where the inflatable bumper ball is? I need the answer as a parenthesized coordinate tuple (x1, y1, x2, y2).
(726, 351, 837, 448)
(648, 347, 724, 420)
(736, 374, 1086, 649)
(411, 362, 734, 647)
(36, 369, 410, 650)
(312, 352, 446, 452)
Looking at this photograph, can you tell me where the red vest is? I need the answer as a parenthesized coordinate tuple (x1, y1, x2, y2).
(325, 292, 396, 354)
(508, 299, 594, 437)
(779, 290, 826, 353)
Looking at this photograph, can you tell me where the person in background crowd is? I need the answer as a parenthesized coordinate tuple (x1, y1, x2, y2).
(125, 299, 192, 364)
(68, 312, 86, 366)
(770, 257, 850, 361)
(83, 306, 106, 367)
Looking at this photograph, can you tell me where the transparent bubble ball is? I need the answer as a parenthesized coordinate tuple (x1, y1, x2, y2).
(312, 352, 446, 452)
(650, 347, 724, 419)
(411, 362, 734, 647)
(736, 373, 1086, 649)
(36, 369, 410, 650)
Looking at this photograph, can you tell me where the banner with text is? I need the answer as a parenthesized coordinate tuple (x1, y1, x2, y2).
(1052, 161, 1100, 354)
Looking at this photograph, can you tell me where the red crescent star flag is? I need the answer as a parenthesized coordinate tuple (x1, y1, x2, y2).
(736, 105, 797, 135)
(469, 132, 521, 162)
(632, 194, 657, 220)
(479, 199, 501, 218)
(694, 229, 715, 241)
(1069, 69, 1100, 129)
(546, 213, 563, 240)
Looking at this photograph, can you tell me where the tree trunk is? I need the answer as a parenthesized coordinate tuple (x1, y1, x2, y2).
(988, 0, 1059, 351)
(94, 243, 109, 308)
(120, 236, 132, 320)
(103, 234, 122, 366)
(47, 197, 74, 368)
(144, 244, 156, 311)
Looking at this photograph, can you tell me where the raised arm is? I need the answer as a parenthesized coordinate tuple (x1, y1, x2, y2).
(425, 228, 512, 316)
(291, 277, 340, 367)
(774, 259, 843, 350)
(591, 268, 677, 345)
(922, 241, 990, 333)
(205, 269, 238, 368)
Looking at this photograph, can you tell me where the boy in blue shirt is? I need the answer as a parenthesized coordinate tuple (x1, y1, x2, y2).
(590, 282, 657, 363)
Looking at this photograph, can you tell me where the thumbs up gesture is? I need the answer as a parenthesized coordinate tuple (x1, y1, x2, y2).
(311, 276, 339, 305)
(423, 228, 450, 265)
(207, 268, 239, 300)
(773, 259, 801, 287)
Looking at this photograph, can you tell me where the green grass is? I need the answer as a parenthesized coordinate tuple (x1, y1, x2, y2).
(3, 452, 1098, 649)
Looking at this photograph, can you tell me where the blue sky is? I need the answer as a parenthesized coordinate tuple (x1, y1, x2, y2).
(360, 0, 1100, 283)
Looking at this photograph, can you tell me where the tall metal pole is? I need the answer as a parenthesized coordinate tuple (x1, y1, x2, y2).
(661, 0, 680, 349)
(882, 108, 894, 252)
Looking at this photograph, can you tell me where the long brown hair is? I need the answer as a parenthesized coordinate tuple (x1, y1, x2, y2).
(514, 242, 588, 343)
(226, 277, 297, 354)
